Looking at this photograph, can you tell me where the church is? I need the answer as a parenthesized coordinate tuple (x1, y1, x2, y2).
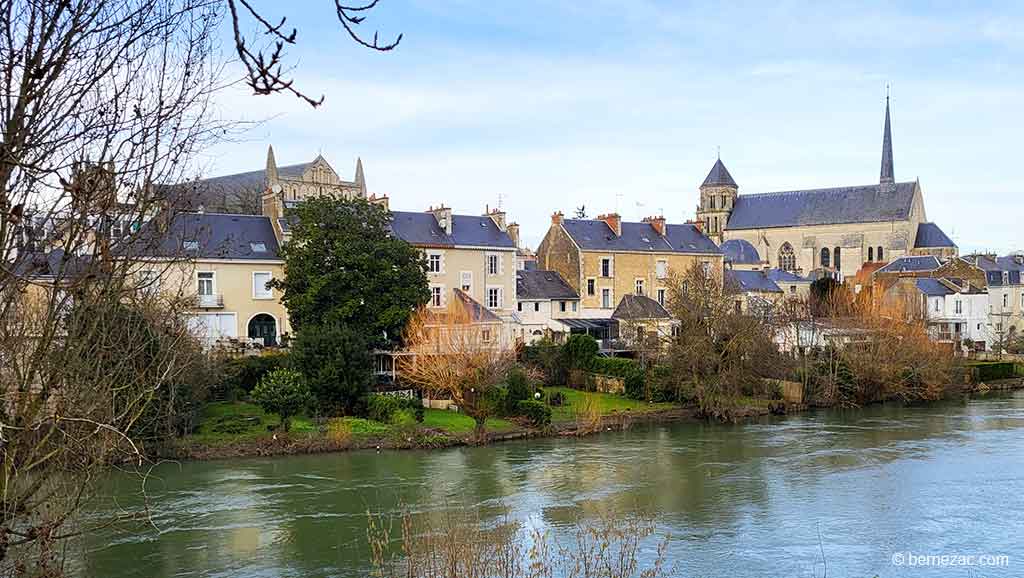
(695, 99, 958, 278)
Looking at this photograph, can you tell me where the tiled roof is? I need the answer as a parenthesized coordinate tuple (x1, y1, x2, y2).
(721, 239, 761, 265)
(611, 294, 671, 320)
(389, 211, 515, 249)
(162, 163, 309, 212)
(915, 278, 955, 297)
(702, 159, 737, 188)
(725, 269, 783, 293)
(560, 219, 720, 255)
(914, 222, 956, 248)
(516, 270, 579, 300)
(120, 212, 281, 260)
(765, 268, 810, 283)
(876, 255, 941, 273)
(725, 181, 917, 230)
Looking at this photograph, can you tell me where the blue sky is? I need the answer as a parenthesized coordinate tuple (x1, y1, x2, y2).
(205, 1, 1024, 253)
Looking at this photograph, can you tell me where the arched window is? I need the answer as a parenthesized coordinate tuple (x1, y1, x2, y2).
(820, 247, 830, 268)
(834, 247, 842, 272)
(877, 246, 884, 261)
(778, 243, 796, 272)
(248, 314, 277, 346)
(868, 247, 874, 262)
(709, 195, 716, 209)
(713, 216, 719, 233)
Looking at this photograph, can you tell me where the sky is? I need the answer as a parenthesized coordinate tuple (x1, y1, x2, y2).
(203, 0, 1024, 254)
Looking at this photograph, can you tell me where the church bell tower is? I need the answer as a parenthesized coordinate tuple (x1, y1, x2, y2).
(696, 157, 738, 244)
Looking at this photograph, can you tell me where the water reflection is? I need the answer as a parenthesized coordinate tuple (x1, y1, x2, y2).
(79, 392, 1024, 578)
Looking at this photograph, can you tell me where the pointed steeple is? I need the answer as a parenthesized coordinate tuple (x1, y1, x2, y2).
(265, 145, 279, 187)
(701, 158, 737, 188)
(880, 95, 894, 186)
(354, 157, 366, 196)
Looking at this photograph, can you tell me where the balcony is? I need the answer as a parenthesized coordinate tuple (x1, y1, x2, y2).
(195, 294, 224, 308)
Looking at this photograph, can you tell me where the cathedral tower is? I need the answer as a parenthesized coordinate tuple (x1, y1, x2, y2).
(695, 157, 738, 245)
(880, 94, 895, 190)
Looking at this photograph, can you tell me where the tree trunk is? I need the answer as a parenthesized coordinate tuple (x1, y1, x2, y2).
(472, 415, 487, 442)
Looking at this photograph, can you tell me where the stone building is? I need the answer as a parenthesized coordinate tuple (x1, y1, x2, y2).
(695, 99, 957, 278)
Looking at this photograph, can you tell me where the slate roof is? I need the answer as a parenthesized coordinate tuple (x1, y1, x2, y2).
(611, 294, 671, 320)
(972, 254, 1024, 286)
(765, 268, 810, 284)
(721, 239, 761, 265)
(725, 181, 917, 230)
(914, 222, 956, 248)
(702, 159, 737, 188)
(915, 278, 955, 297)
(516, 270, 579, 300)
(389, 211, 515, 249)
(120, 212, 282, 260)
(10, 249, 92, 279)
(876, 255, 941, 274)
(725, 269, 783, 293)
(163, 163, 309, 212)
(560, 219, 720, 255)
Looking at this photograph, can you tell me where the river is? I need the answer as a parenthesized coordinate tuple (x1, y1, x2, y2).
(76, 392, 1024, 577)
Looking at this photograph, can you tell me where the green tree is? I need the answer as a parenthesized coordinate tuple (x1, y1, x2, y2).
(251, 369, 312, 432)
(289, 324, 374, 415)
(271, 196, 430, 346)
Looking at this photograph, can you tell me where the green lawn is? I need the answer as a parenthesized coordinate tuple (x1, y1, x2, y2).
(422, 408, 515, 433)
(545, 387, 675, 422)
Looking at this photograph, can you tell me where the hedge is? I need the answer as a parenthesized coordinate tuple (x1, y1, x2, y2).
(221, 354, 288, 394)
(515, 400, 552, 428)
(589, 357, 646, 399)
(967, 362, 1016, 383)
(367, 394, 424, 424)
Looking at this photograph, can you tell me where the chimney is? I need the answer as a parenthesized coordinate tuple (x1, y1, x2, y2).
(369, 193, 389, 211)
(686, 219, 704, 234)
(551, 211, 564, 225)
(506, 222, 520, 248)
(484, 205, 507, 231)
(643, 215, 666, 236)
(430, 205, 453, 235)
(1015, 254, 1024, 266)
(598, 213, 621, 237)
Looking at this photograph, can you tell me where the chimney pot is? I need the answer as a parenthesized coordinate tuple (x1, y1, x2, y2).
(597, 213, 622, 237)
(551, 211, 564, 225)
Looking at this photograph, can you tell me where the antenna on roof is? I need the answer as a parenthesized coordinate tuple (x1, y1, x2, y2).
(497, 192, 504, 210)
(615, 192, 623, 214)
(716, 145, 720, 160)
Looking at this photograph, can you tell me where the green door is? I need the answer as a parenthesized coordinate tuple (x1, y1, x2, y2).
(248, 314, 277, 346)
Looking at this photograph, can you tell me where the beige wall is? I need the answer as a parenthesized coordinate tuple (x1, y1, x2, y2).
(422, 246, 517, 317)
(139, 259, 290, 343)
(578, 250, 721, 313)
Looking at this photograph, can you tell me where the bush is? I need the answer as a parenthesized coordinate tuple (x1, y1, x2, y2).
(546, 390, 567, 407)
(289, 324, 373, 415)
(590, 357, 646, 399)
(222, 354, 288, 394)
(563, 334, 599, 370)
(522, 338, 568, 385)
(251, 369, 313, 431)
(968, 362, 1016, 382)
(515, 400, 552, 428)
(368, 394, 424, 424)
(503, 366, 534, 415)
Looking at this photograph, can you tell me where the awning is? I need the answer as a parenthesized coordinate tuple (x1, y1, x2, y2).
(559, 318, 617, 331)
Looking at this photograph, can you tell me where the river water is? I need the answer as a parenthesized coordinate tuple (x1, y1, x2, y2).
(77, 392, 1024, 577)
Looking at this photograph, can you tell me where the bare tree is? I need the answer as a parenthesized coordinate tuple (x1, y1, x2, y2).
(399, 301, 515, 441)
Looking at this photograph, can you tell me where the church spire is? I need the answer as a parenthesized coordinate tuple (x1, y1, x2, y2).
(266, 145, 279, 187)
(354, 157, 366, 196)
(880, 93, 894, 186)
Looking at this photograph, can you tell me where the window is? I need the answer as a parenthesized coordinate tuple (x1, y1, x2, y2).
(572, 301, 577, 312)
(587, 278, 595, 295)
(487, 254, 500, 275)
(934, 299, 941, 312)
(430, 286, 442, 307)
(712, 216, 719, 233)
(1003, 272, 1010, 285)
(250, 242, 267, 253)
(183, 240, 200, 251)
(601, 257, 612, 277)
(518, 302, 523, 312)
(656, 260, 668, 279)
(460, 271, 472, 292)
(877, 246, 884, 261)
(702, 261, 711, 276)
(778, 243, 796, 272)
(790, 285, 797, 294)
(140, 270, 160, 293)
(428, 253, 442, 273)
(734, 300, 742, 314)
(602, 288, 612, 309)
(560, 301, 567, 312)
(482, 329, 492, 343)
(833, 247, 842, 272)
(197, 272, 215, 296)
(868, 247, 874, 262)
(1004, 294, 1009, 308)
(955, 300, 962, 314)
(820, 248, 830, 268)
(709, 195, 716, 209)
(635, 279, 644, 296)
(487, 287, 501, 309)
(534, 302, 540, 312)
(252, 272, 273, 299)
(657, 288, 666, 306)
(671, 325, 680, 338)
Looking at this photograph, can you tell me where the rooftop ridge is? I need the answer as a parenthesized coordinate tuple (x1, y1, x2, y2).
(738, 181, 916, 199)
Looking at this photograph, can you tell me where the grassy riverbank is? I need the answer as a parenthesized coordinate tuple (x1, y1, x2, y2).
(167, 387, 696, 460)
